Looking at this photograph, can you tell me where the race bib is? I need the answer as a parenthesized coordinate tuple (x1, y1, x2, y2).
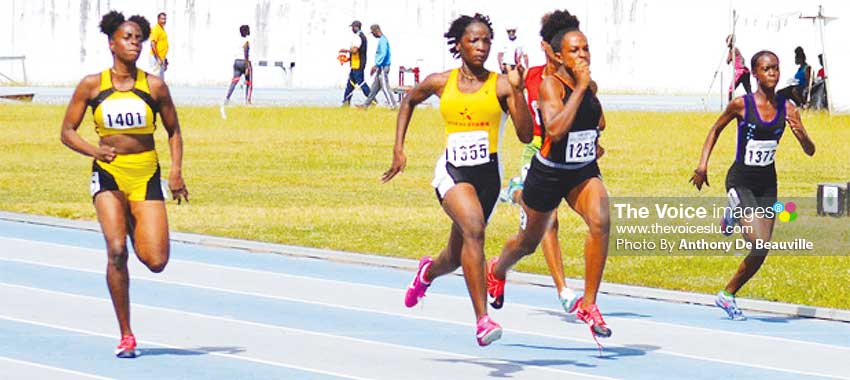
(446, 131, 490, 167)
(90, 172, 101, 196)
(100, 98, 147, 130)
(744, 139, 778, 166)
(564, 130, 597, 163)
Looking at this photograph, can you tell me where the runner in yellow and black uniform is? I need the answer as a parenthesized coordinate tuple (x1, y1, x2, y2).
(60, 11, 187, 359)
(382, 13, 533, 347)
(90, 68, 163, 201)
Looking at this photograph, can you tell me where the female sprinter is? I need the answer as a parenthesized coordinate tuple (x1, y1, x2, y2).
(498, 11, 602, 315)
(691, 50, 815, 320)
(487, 9, 613, 342)
(382, 13, 533, 347)
(60, 11, 188, 358)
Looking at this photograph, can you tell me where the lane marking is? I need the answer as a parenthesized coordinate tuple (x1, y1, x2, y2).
(0, 283, 620, 380)
(0, 356, 115, 380)
(3, 239, 849, 379)
(1, 240, 848, 353)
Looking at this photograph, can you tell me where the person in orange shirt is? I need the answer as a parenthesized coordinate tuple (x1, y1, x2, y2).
(149, 12, 169, 79)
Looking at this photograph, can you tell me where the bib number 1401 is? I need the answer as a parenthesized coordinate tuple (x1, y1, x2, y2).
(100, 99, 147, 130)
(106, 112, 143, 128)
(446, 131, 490, 167)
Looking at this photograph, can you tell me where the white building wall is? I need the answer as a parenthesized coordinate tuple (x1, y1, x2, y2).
(0, 0, 846, 111)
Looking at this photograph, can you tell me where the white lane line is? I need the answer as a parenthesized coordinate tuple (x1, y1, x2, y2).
(3, 241, 849, 379)
(0, 283, 620, 380)
(3, 269, 846, 380)
(0, 356, 115, 380)
(2, 241, 848, 354)
(0, 316, 373, 380)
(175, 259, 850, 351)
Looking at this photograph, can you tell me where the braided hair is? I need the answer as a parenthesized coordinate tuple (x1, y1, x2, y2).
(444, 13, 493, 59)
(750, 50, 779, 72)
(99, 10, 150, 41)
(540, 9, 580, 52)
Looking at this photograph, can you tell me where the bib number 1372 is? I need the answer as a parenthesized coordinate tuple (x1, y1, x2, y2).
(744, 139, 778, 166)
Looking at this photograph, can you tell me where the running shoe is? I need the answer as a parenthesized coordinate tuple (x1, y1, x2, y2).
(476, 315, 503, 346)
(715, 291, 747, 321)
(576, 301, 613, 338)
(559, 287, 581, 314)
(115, 334, 139, 358)
(219, 105, 227, 120)
(498, 176, 523, 204)
(404, 256, 433, 308)
(486, 257, 505, 309)
(720, 207, 736, 236)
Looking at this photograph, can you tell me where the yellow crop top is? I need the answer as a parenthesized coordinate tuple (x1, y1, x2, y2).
(439, 69, 505, 166)
(90, 69, 157, 137)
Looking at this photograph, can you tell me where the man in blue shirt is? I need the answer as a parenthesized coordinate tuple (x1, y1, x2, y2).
(359, 24, 397, 108)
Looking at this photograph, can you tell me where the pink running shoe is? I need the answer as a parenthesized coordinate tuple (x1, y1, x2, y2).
(476, 315, 503, 347)
(404, 256, 433, 307)
(486, 257, 506, 309)
(577, 301, 612, 339)
(115, 334, 139, 358)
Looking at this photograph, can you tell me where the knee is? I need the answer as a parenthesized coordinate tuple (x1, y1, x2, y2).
(140, 251, 169, 273)
(587, 214, 611, 237)
(144, 257, 168, 273)
(460, 223, 486, 244)
(106, 240, 129, 269)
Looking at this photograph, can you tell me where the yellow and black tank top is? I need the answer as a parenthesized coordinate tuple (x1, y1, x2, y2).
(89, 69, 158, 137)
(439, 69, 505, 167)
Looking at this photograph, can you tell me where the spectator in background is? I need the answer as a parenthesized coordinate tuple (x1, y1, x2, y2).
(220, 24, 253, 119)
(810, 53, 828, 110)
(498, 25, 528, 74)
(359, 24, 397, 109)
(726, 34, 751, 101)
(149, 12, 169, 79)
(340, 20, 370, 106)
(779, 46, 811, 106)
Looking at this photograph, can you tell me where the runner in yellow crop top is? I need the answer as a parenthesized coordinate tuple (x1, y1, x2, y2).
(382, 13, 532, 347)
(59, 10, 188, 359)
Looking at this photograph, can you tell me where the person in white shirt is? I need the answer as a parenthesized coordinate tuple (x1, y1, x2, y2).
(220, 24, 252, 118)
(498, 26, 528, 74)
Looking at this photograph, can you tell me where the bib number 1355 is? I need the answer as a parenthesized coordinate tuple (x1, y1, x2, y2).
(446, 131, 490, 167)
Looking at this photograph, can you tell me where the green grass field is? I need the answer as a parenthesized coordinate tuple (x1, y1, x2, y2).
(1, 103, 848, 309)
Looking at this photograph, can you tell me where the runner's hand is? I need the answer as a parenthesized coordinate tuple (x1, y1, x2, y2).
(168, 172, 189, 205)
(689, 168, 709, 190)
(506, 62, 525, 91)
(94, 145, 117, 163)
(786, 106, 804, 136)
(574, 59, 591, 90)
(381, 150, 407, 183)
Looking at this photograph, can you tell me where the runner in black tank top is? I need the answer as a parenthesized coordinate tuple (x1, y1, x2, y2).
(691, 51, 815, 321)
(487, 10, 613, 346)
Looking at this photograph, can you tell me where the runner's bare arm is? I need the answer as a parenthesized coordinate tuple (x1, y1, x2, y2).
(690, 97, 744, 190)
(382, 72, 448, 183)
